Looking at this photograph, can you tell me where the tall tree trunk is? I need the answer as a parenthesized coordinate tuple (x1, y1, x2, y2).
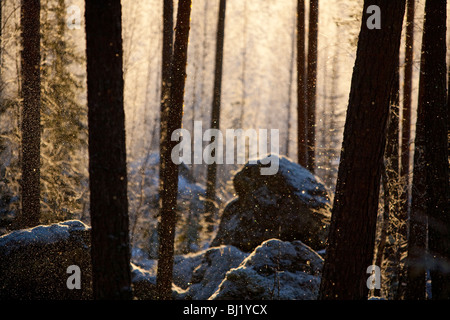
(239, 0, 247, 128)
(408, 0, 450, 300)
(157, 0, 174, 299)
(319, 0, 406, 300)
(306, 0, 318, 173)
(85, 0, 132, 299)
(159, 0, 173, 166)
(297, 0, 308, 167)
(18, 0, 41, 229)
(286, 11, 297, 158)
(157, 0, 192, 300)
(406, 50, 427, 300)
(205, 0, 227, 233)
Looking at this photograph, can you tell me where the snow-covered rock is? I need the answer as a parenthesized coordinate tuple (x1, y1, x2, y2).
(0, 220, 178, 300)
(172, 249, 206, 289)
(211, 155, 332, 252)
(210, 239, 323, 300)
(0, 220, 92, 299)
(176, 245, 249, 300)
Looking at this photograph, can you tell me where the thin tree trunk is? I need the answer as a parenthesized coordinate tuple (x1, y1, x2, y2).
(306, 0, 318, 173)
(319, 0, 406, 300)
(85, 0, 132, 299)
(406, 62, 427, 299)
(297, 0, 308, 167)
(159, 0, 173, 167)
(157, 0, 192, 300)
(18, 0, 41, 229)
(205, 0, 227, 233)
(286, 11, 297, 158)
(239, 0, 247, 128)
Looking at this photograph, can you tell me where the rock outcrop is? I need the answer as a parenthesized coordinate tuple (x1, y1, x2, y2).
(211, 155, 332, 252)
(210, 239, 323, 300)
(0, 220, 173, 300)
(0, 220, 92, 299)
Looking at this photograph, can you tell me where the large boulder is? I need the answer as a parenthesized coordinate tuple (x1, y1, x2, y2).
(0, 220, 92, 299)
(176, 245, 249, 300)
(210, 239, 323, 300)
(0, 220, 176, 300)
(132, 244, 249, 300)
(211, 155, 332, 252)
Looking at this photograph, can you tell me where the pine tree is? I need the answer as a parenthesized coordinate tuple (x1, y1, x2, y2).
(407, 0, 449, 300)
(306, 0, 318, 173)
(40, 0, 88, 223)
(205, 0, 227, 233)
(17, 0, 41, 229)
(297, 0, 307, 167)
(85, 0, 132, 299)
(157, 0, 192, 300)
(319, 0, 406, 300)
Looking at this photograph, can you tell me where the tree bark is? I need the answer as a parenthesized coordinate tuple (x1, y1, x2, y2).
(18, 0, 41, 229)
(85, 0, 132, 299)
(157, 0, 192, 300)
(297, 0, 307, 167)
(306, 0, 318, 173)
(407, 0, 450, 300)
(319, 0, 406, 300)
(205, 0, 227, 232)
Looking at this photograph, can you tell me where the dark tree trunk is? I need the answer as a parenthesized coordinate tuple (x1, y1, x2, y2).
(306, 0, 318, 173)
(319, 0, 406, 300)
(406, 53, 427, 299)
(156, 0, 175, 300)
(18, 0, 41, 229)
(297, 0, 307, 168)
(285, 12, 297, 157)
(85, 0, 132, 300)
(159, 0, 173, 166)
(157, 0, 192, 300)
(407, 0, 450, 300)
(205, 0, 227, 232)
